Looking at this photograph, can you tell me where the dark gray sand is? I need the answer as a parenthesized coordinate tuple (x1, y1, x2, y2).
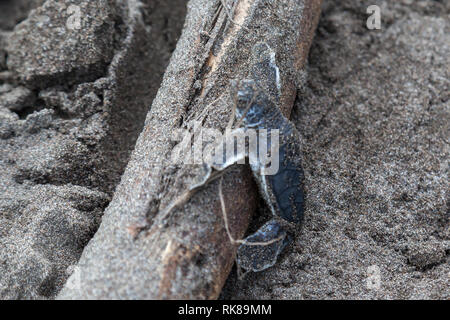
(0, 0, 186, 299)
(221, 0, 449, 299)
(0, 0, 448, 299)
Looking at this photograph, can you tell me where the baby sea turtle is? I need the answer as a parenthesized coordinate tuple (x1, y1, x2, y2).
(161, 42, 305, 273)
(210, 42, 305, 272)
(233, 77, 305, 272)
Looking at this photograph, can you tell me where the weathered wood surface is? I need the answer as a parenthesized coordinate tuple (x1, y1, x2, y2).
(58, 0, 322, 299)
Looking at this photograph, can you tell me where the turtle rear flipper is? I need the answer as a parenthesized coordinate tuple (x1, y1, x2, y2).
(237, 219, 290, 272)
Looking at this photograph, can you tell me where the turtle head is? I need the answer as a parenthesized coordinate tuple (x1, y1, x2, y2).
(235, 80, 266, 128)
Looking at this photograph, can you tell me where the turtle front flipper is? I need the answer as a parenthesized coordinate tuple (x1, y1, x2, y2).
(237, 219, 290, 272)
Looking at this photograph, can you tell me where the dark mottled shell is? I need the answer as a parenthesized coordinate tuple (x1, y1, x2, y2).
(266, 142, 305, 224)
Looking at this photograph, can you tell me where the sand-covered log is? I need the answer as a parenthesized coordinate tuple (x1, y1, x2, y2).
(58, 0, 322, 299)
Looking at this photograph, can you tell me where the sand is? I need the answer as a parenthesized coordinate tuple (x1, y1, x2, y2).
(0, 0, 448, 299)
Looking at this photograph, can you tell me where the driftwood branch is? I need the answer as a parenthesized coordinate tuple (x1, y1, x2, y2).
(58, 0, 322, 299)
